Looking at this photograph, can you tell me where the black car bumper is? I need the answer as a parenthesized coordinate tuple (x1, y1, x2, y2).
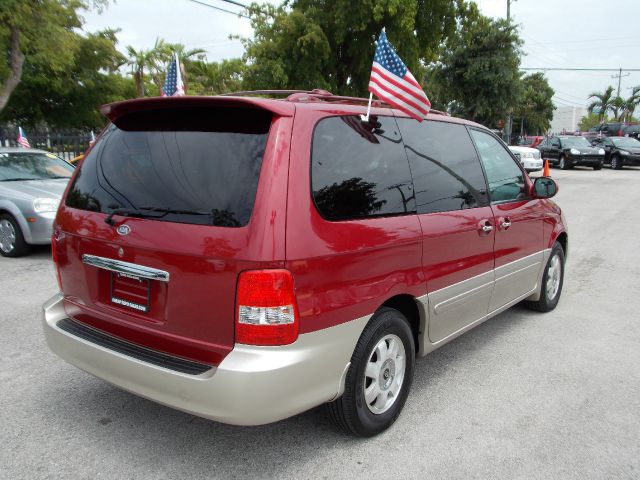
(569, 155, 604, 166)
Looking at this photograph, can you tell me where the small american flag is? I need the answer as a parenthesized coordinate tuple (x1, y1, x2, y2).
(17, 127, 30, 148)
(162, 53, 185, 97)
(368, 29, 431, 121)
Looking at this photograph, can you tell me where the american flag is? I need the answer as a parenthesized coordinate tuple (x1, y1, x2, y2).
(162, 53, 185, 97)
(17, 127, 30, 148)
(368, 29, 431, 121)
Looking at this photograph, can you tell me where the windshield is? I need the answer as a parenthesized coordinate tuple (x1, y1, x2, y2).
(0, 152, 74, 181)
(66, 106, 272, 227)
(612, 137, 640, 148)
(560, 137, 592, 148)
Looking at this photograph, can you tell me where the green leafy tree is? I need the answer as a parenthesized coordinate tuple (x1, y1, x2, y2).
(512, 73, 555, 135)
(0, 0, 107, 113)
(0, 29, 135, 129)
(426, 2, 523, 126)
(241, 0, 459, 95)
(621, 86, 640, 122)
(578, 112, 605, 131)
(587, 86, 616, 121)
(126, 38, 166, 98)
(189, 59, 246, 95)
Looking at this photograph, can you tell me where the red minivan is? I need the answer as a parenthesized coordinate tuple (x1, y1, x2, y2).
(43, 91, 568, 437)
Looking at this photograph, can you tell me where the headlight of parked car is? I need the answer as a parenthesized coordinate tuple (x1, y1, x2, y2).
(570, 148, 580, 155)
(598, 149, 605, 155)
(619, 150, 629, 156)
(33, 198, 60, 213)
(523, 152, 535, 158)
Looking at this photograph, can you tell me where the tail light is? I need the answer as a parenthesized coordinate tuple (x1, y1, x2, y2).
(236, 269, 299, 345)
(51, 228, 62, 291)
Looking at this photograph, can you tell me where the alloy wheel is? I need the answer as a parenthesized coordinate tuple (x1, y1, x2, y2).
(363, 334, 406, 415)
(0, 219, 16, 254)
(546, 254, 562, 301)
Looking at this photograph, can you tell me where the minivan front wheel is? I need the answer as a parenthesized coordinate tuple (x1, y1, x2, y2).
(525, 242, 565, 312)
(327, 307, 415, 437)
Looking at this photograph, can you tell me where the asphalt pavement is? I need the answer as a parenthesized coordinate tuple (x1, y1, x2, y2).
(1, 166, 639, 479)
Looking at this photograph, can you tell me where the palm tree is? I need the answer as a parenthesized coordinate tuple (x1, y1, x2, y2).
(588, 86, 616, 122)
(621, 86, 640, 122)
(610, 96, 626, 121)
(126, 39, 167, 97)
(163, 43, 207, 93)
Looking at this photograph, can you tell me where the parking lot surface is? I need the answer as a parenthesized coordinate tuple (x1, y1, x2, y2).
(1, 167, 639, 479)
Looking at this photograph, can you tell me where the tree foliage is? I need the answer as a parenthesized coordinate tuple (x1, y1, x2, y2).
(512, 73, 555, 135)
(0, 0, 108, 113)
(241, 0, 459, 95)
(426, 2, 522, 126)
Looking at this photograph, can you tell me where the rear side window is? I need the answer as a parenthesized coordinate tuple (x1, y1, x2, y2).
(66, 107, 272, 227)
(311, 116, 415, 221)
(398, 119, 488, 214)
(469, 129, 526, 204)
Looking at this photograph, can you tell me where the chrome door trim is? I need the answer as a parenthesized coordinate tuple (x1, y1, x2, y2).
(82, 254, 170, 282)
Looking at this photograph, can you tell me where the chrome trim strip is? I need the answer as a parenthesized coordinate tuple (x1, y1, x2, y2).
(82, 254, 170, 283)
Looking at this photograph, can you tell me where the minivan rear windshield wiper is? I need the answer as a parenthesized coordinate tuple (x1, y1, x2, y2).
(104, 206, 216, 226)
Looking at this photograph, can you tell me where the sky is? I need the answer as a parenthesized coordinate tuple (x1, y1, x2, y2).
(83, 0, 640, 110)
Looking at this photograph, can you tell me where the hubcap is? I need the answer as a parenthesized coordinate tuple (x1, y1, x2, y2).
(0, 219, 16, 253)
(546, 254, 562, 301)
(363, 334, 406, 415)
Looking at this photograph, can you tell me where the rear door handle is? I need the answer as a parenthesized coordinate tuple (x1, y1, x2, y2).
(478, 220, 493, 236)
(500, 217, 512, 230)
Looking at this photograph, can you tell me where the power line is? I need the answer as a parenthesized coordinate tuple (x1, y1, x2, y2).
(185, 0, 250, 19)
(522, 67, 640, 72)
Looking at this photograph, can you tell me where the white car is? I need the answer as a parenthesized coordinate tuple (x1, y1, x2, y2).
(508, 146, 544, 173)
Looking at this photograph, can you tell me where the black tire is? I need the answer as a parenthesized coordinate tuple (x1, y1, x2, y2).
(327, 307, 415, 437)
(611, 155, 623, 170)
(559, 155, 569, 170)
(0, 213, 31, 257)
(593, 162, 602, 170)
(524, 242, 565, 312)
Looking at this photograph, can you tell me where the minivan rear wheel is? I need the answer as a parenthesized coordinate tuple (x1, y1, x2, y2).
(524, 242, 565, 312)
(327, 307, 415, 437)
(0, 213, 30, 258)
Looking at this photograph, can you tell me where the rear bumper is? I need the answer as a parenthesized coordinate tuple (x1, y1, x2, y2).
(43, 294, 367, 426)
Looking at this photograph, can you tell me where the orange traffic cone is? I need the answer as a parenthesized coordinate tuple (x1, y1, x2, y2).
(543, 159, 550, 177)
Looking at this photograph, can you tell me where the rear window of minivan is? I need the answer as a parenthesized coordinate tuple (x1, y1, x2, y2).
(66, 107, 272, 227)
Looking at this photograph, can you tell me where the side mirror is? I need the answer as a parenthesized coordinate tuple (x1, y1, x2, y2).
(533, 177, 558, 199)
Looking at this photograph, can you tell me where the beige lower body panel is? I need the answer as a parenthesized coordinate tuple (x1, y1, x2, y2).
(43, 294, 369, 426)
(419, 249, 551, 356)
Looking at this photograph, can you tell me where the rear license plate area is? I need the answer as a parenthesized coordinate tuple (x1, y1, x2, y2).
(110, 272, 150, 312)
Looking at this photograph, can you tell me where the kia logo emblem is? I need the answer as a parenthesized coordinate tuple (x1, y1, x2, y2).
(117, 224, 131, 236)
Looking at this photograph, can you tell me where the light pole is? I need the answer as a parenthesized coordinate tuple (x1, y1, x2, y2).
(505, 0, 516, 144)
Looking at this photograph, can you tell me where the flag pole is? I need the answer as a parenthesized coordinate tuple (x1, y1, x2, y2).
(360, 93, 373, 123)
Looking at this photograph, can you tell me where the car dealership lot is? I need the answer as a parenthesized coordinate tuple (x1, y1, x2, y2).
(1, 167, 639, 479)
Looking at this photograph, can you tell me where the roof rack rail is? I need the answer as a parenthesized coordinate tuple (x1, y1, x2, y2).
(219, 89, 449, 116)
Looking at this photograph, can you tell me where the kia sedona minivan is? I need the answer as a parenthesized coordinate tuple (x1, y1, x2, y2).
(43, 91, 568, 437)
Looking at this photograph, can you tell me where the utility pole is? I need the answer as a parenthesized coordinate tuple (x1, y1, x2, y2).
(505, 0, 516, 144)
(612, 68, 630, 98)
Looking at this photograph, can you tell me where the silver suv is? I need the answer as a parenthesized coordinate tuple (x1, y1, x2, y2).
(0, 148, 74, 257)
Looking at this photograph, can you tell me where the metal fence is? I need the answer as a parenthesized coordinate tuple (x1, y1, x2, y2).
(0, 127, 94, 162)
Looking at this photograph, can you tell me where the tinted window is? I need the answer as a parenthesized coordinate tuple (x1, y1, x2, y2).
(0, 152, 73, 181)
(469, 129, 526, 203)
(66, 107, 271, 227)
(398, 119, 488, 214)
(551, 137, 560, 147)
(560, 136, 592, 148)
(311, 116, 415, 221)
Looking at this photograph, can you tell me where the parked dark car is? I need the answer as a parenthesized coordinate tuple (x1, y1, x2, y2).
(622, 124, 640, 140)
(591, 136, 640, 169)
(589, 122, 638, 137)
(537, 135, 605, 170)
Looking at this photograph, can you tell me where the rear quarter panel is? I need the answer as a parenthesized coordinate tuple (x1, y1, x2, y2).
(285, 106, 426, 334)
